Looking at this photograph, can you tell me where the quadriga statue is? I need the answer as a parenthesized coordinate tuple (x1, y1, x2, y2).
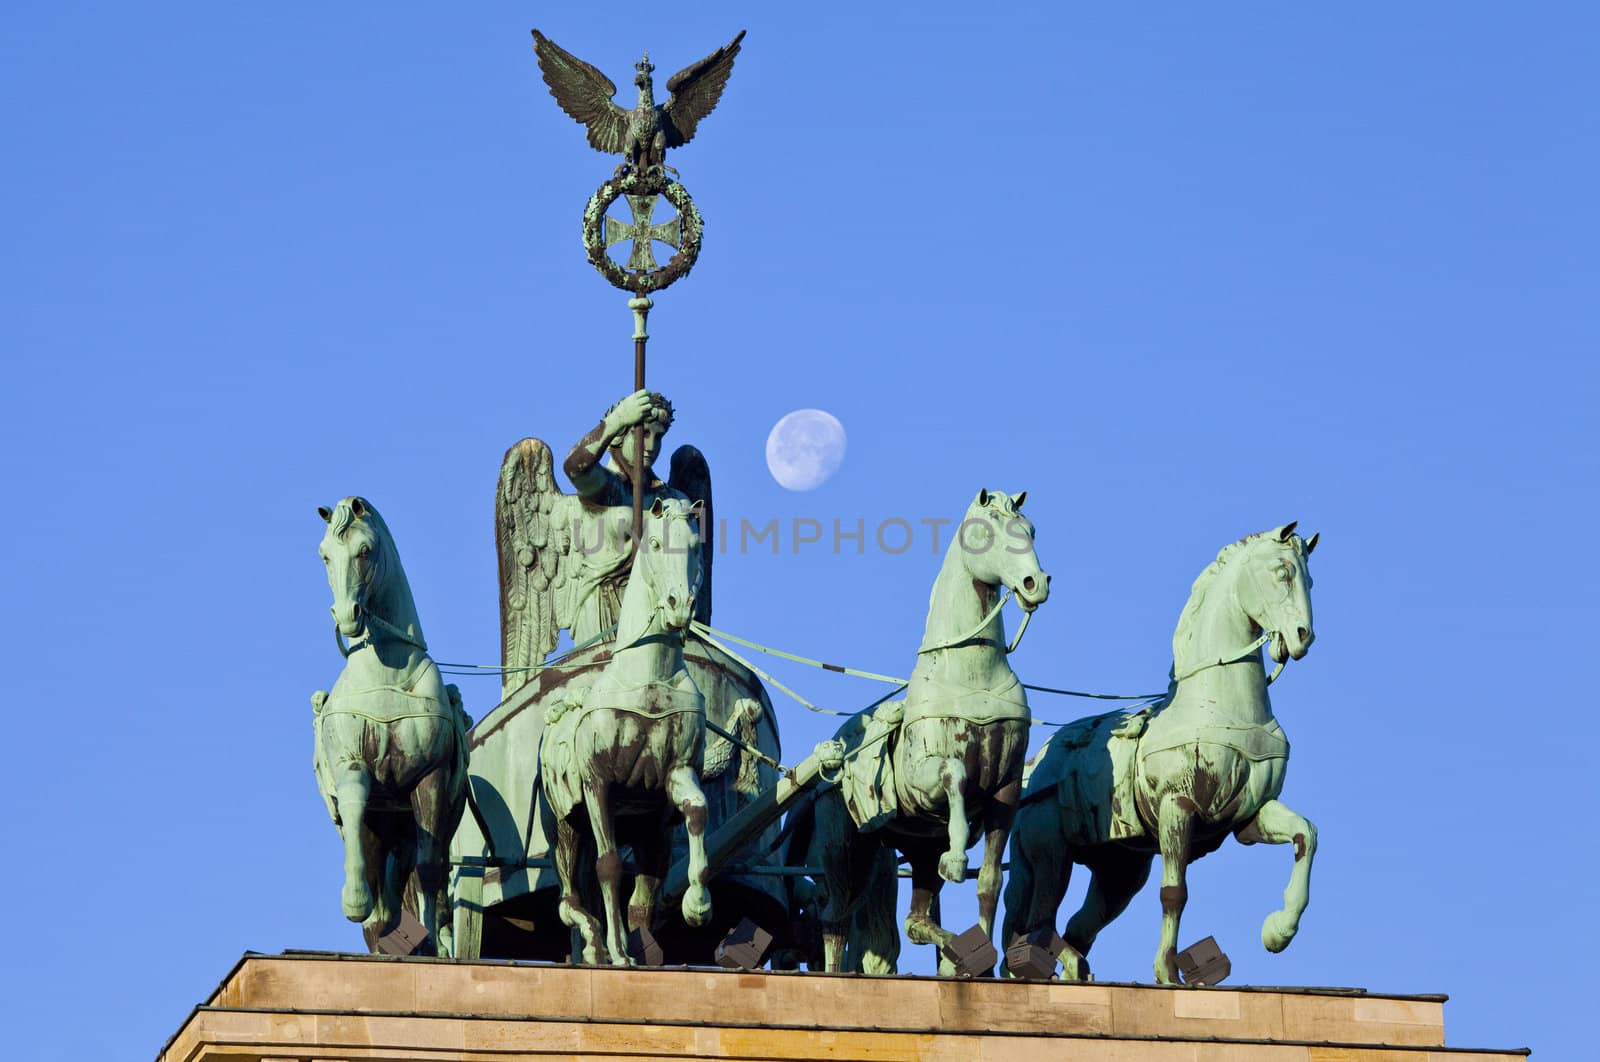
(791, 489, 1050, 975)
(311, 497, 469, 955)
(1002, 523, 1319, 983)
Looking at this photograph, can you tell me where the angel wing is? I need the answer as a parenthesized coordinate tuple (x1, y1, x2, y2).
(496, 438, 576, 701)
(668, 444, 714, 625)
(531, 30, 630, 155)
(661, 30, 746, 149)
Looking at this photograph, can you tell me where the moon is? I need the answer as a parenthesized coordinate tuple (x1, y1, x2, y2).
(765, 409, 847, 491)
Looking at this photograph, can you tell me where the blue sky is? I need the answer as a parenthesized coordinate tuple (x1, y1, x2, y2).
(3, 2, 1595, 1057)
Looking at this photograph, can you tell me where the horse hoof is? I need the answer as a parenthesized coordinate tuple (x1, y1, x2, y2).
(683, 885, 713, 928)
(937, 852, 968, 884)
(1262, 910, 1297, 953)
(342, 883, 373, 922)
(1153, 950, 1181, 985)
(1059, 946, 1091, 982)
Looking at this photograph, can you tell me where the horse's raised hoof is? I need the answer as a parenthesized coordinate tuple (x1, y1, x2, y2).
(937, 851, 968, 884)
(342, 880, 374, 922)
(1262, 909, 1298, 953)
(682, 884, 713, 928)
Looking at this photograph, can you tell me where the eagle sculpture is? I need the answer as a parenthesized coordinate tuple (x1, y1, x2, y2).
(531, 29, 745, 175)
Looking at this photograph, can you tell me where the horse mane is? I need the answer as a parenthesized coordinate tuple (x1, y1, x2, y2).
(1171, 531, 1271, 673)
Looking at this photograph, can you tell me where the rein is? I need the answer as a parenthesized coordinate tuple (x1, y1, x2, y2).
(332, 609, 428, 659)
(917, 588, 1032, 656)
(1172, 632, 1288, 686)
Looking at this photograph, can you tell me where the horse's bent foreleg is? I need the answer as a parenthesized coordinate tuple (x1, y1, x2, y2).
(1153, 794, 1196, 984)
(581, 781, 631, 966)
(332, 766, 374, 922)
(937, 759, 971, 883)
(667, 765, 713, 928)
(975, 781, 1018, 950)
(554, 816, 602, 964)
(1236, 798, 1318, 953)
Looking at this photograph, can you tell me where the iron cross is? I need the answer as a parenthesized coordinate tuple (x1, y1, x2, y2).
(605, 194, 681, 273)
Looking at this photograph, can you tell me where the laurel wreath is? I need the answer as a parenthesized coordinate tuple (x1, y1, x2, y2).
(581, 171, 704, 294)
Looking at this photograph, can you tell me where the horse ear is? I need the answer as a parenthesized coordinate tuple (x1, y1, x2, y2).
(1305, 531, 1319, 555)
(977, 488, 990, 506)
(350, 498, 368, 518)
(1278, 520, 1298, 541)
(1013, 490, 1027, 511)
(317, 506, 332, 523)
(650, 497, 666, 517)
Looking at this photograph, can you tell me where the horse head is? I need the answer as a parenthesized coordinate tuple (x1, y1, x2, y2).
(1238, 522, 1319, 664)
(958, 488, 1051, 612)
(317, 496, 385, 639)
(634, 496, 704, 633)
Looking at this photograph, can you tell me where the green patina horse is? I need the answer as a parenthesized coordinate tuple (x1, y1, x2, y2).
(1002, 523, 1319, 983)
(312, 497, 468, 955)
(800, 489, 1050, 974)
(540, 497, 714, 965)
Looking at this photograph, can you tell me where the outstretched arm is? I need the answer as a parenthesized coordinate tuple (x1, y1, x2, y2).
(564, 389, 654, 497)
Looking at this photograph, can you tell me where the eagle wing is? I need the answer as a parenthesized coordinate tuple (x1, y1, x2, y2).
(531, 30, 630, 155)
(668, 444, 714, 625)
(496, 438, 577, 701)
(661, 30, 745, 149)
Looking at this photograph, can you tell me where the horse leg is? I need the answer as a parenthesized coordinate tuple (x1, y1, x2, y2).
(410, 763, 460, 957)
(848, 846, 902, 975)
(554, 816, 602, 964)
(1236, 798, 1318, 953)
(358, 816, 395, 943)
(974, 781, 1018, 964)
(1000, 800, 1073, 977)
(904, 844, 957, 974)
(937, 758, 971, 883)
(627, 820, 669, 948)
(1064, 847, 1151, 981)
(332, 765, 374, 922)
(581, 781, 631, 966)
(812, 793, 868, 973)
(667, 764, 713, 928)
(1153, 794, 1196, 984)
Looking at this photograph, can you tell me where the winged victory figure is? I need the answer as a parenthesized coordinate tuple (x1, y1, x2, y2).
(530, 29, 746, 175)
(496, 390, 714, 701)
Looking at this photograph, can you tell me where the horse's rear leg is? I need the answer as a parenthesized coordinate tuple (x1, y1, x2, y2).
(1064, 848, 1151, 981)
(903, 845, 958, 975)
(581, 781, 632, 966)
(812, 792, 869, 973)
(626, 822, 670, 957)
(1000, 800, 1074, 977)
(411, 764, 464, 957)
(1235, 798, 1318, 953)
(554, 816, 602, 964)
(974, 780, 1018, 961)
(333, 766, 374, 922)
(667, 765, 713, 928)
(1153, 794, 1196, 984)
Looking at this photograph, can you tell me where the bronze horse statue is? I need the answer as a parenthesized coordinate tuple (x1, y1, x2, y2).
(312, 496, 468, 954)
(795, 490, 1050, 974)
